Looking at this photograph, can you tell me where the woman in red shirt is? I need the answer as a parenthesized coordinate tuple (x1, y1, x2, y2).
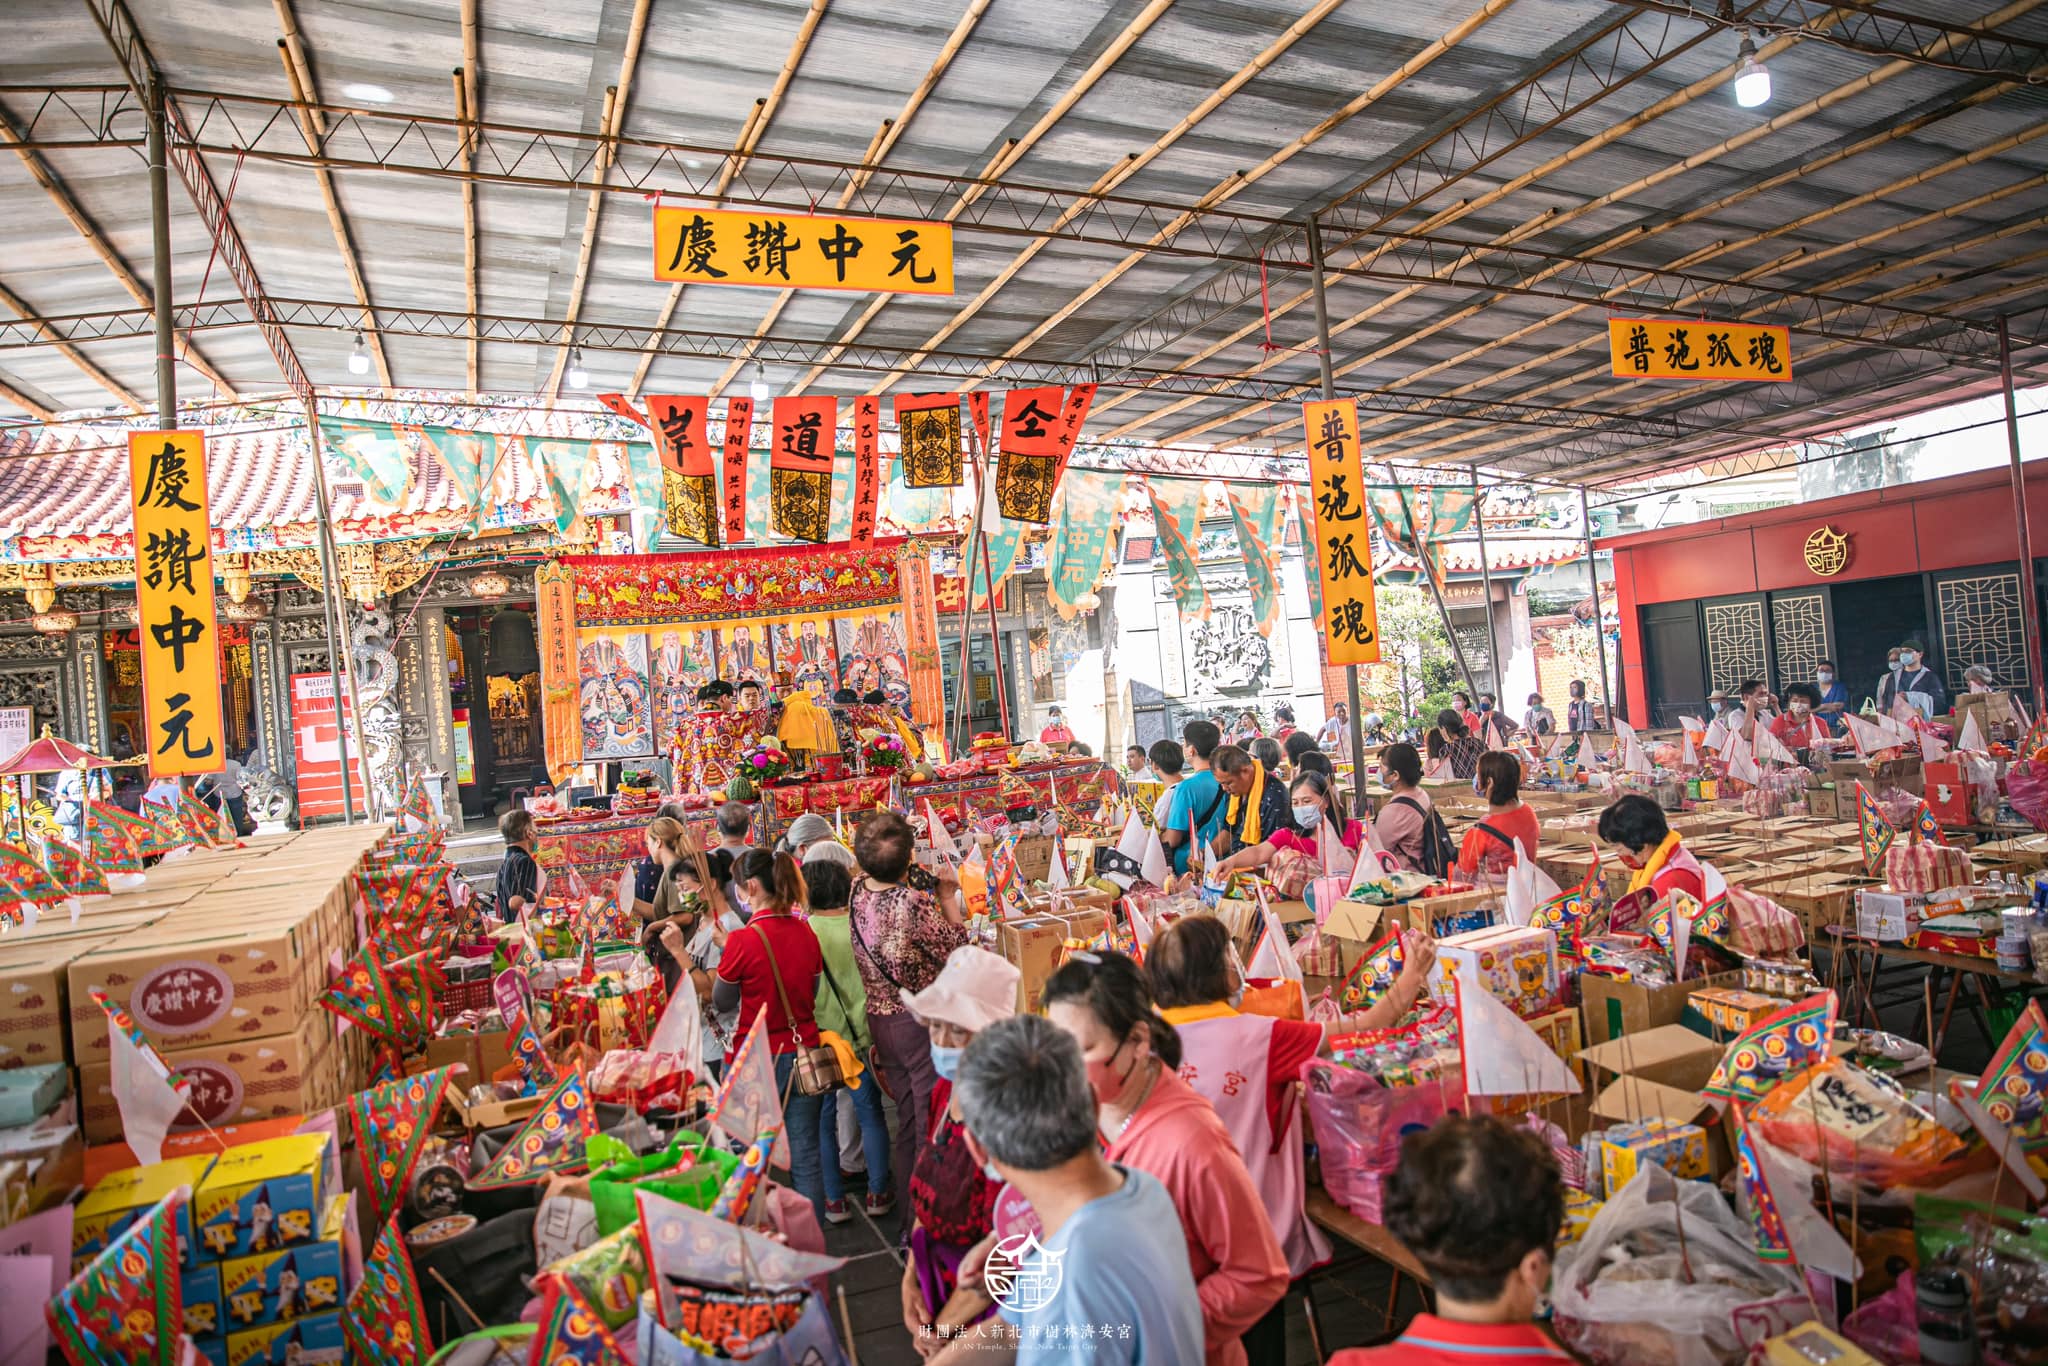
(1456, 752, 1539, 878)
(1211, 771, 1361, 877)
(713, 847, 827, 1214)
(1596, 793, 1706, 914)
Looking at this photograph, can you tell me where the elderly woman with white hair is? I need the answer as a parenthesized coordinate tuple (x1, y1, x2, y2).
(778, 811, 856, 868)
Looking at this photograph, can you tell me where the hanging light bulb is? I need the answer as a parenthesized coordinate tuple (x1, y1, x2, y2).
(348, 332, 370, 376)
(1732, 35, 1771, 108)
(749, 361, 770, 403)
(568, 347, 588, 389)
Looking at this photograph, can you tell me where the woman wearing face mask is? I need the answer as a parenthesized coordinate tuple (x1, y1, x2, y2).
(1811, 658, 1849, 735)
(1209, 772, 1361, 877)
(1146, 915, 1437, 1356)
(897, 946, 1019, 1351)
(1596, 793, 1705, 920)
(1880, 639, 1949, 719)
(1044, 951, 1287, 1366)
(1769, 683, 1827, 751)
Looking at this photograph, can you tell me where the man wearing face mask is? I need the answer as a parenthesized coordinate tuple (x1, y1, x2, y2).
(1329, 1115, 1569, 1364)
(1880, 639, 1948, 720)
(1811, 658, 1849, 736)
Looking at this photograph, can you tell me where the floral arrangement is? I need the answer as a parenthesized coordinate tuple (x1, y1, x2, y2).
(860, 728, 912, 773)
(739, 738, 795, 785)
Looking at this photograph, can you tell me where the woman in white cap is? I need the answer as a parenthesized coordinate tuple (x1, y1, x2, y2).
(897, 945, 1019, 1346)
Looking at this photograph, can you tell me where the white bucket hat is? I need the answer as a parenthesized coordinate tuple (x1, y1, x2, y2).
(902, 946, 1020, 1033)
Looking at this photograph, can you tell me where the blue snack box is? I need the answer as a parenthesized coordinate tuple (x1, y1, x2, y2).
(225, 1310, 346, 1365)
(220, 1195, 347, 1329)
(182, 1262, 224, 1338)
(190, 1336, 228, 1366)
(195, 1134, 328, 1262)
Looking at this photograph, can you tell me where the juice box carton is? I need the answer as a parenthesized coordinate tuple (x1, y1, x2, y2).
(225, 1309, 346, 1365)
(1600, 1117, 1709, 1192)
(72, 1154, 215, 1271)
(195, 1133, 328, 1261)
(183, 1261, 224, 1339)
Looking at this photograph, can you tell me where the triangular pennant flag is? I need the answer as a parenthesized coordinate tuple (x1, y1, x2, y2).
(89, 987, 191, 1166)
(1913, 799, 1945, 846)
(1703, 992, 1837, 1104)
(48, 1189, 187, 1366)
(1753, 724, 1798, 766)
(346, 1065, 463, 1231)
(1965, 999, 2048, 1156)
(1338, 929, 1407, 1012)
(710, 1126, 782, 1224)
(646, 964, 704, 1069)
(1921, 726, 1950, 763)
(1456, 977, 1581, 1097)
(136, 802, 189, 857)
(83, 802, 145, 875)
(320, 942, 410, 1044)
(1735, 1124, 1862, 1279)
(174, 791, 224, 848)
(495, 968, 553, 1099)
(342, 1216, 433, 1365)
(1126, 897, 1156, 962)
(362, 863, 453, 925)
(1503, 848, 1563, 929)
(0, 841, 65, 904)
(707, 1007, 789, 1169)
(1105, 811, 1149, 891)
(1246, 889, 1303, 985)
(1141, 829, 1171, 888)
(41, 836, 109, 898)
(1841, 712, 1899, 756)
(529, 1275, 628, 1364)
(467, 1070, 596, 1190)
(1726, 743, 1762, 786)
(633, 1189, 846, 1332)
(595, 392, 648, 428)
(1532, 850, 1599, 943)
(1046, 839, 1070, 891)
(1855, 782, 1896, 872)
(1702, 716, 1728, 752)
(1958, 711, 1987, 753)
(1890, 693, 1922, 728)
(1681, 730, 1697, 767)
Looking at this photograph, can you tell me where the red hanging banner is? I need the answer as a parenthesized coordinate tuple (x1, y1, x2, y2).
(851, 395, 881, 546)
(994, 386, 1067, 523)
(1052, 382, 1098, 481)
(770, 396, 838, 543)
(893, 392, 963, 488)
(967, 392, 991, 457)
(647, 395, 717, 546)
(721, 397, 753, 544)
(596, 392, 649, 427)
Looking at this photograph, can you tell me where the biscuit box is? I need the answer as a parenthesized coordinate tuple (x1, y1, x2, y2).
(72, 1154, 215, 1272)
(1600, 1117, 1709, 1191)
(195, 1133, 328, 1262)
(221, 1195, 348, 1328)
(225, 1309, 346, 1365)
(77, 1010, 343, 1144)
(65, 916, 325, 1060)
(1690, 987, 1785, 1039)
(1430, 924, 1560, 1019)
(184, 1262, 224, 1339)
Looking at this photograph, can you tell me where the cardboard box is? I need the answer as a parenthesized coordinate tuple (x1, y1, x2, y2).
(998, 917, 1068, 1015)
(1855, 888, 1923, 942)
(1579, 1025, 1724, 1094)
(1395, 887, 1495, 936)
(1773, 877, 1863, 933)
(73, 1154, 216, 1271)
(0, 937, 117, 1070)
(224, 1310, 346, 1366)
(66, 917, 325, 1059)
(1600, 1117, 1709, 1190)
(1432, 925, 1560, 1018)
(220, 1195, 347, 1328)
(1690, 987, 1783, 1039)
(78, 1012, 344, 1144)
(1526, 1006, 1585, 1081)
(1763, 1324, 1884, 1366)
(194, 1133, 329, 1261)
(184, 1262, 225, 1338)
(1579, 970, 1744, 1046)
(0, 1063, 66, 1127)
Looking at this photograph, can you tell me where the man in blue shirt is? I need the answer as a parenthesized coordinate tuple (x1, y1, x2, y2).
(935, 1014, 1204, 1366)
(1160, 719, 1227, 877)
(1811, 658, 1850, 736)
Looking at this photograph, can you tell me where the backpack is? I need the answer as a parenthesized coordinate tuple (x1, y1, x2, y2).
(1391, 795, 1458, 879)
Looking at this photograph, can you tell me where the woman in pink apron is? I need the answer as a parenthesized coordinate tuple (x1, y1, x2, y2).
(1146, 916, 1437, 1365)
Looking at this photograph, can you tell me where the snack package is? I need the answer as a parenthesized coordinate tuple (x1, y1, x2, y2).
(1749, 1058, 1970, 1185)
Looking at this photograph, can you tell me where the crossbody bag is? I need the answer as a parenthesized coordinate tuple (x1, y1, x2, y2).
(749, 920, 844, 1097)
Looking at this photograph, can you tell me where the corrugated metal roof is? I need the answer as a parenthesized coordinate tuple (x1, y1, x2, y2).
(0, 0, 2042, 484)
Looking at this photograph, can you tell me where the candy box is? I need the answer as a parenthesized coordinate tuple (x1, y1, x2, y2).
(1599, 1117, 1709, 1191)
(225, 1310, 345, 1365)
(221, 1195, 347, 1328)
(1431, 924, 1559, 1019)
(184, 1262, 224, 1338)
(1559, 1189, 1603, 1249)
(72, 1153, 214, 1271)
(1691, 987, 1783, 1039)
(195, 1133, 328, 1261)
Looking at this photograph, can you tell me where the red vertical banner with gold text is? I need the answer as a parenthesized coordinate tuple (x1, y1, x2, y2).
(896, 547, 945, 727)
(128, 431, 224, 777)
(1301, 399, 1381, 664)
(721, 397, 753, 544)
(850, 396, 881, 546)
(769, 396, 837, 543)
(646, 394, 718, 547)
(535, 560, 582, 783)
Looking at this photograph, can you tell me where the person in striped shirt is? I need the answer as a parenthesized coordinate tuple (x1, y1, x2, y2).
(1332, 1115, 1572, 1364)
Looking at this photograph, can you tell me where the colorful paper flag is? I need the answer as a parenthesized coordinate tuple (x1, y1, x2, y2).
(1532, 850, 1600, 945)
(82, 803, 144, 875)
(347, 1065, 463, 1230)
(1228, 484, 1286, 639)
(88, 988, 191, 1165)
(1966, 999, 2048, 1153)
(707, 1007, 789, 1170)
(528, 1277, 628, 1364)
(1855, 782, 1896, 872)
(40, 836, 109, 899)
(709, 1126, 781, 1224)
(1913, 798, 1945, 846)
(319, 942, 410, 1044)
(1703, 992, 1837, 1104)
(894, 392, 963, 488)
(769, 396, 836, 543)
(341, 1216, 433, 1366)
(1146, 478, 1211, 621)
(47, 1188, 186, 1366)
(466, 1070, 596, 1190)
(495, 967, 553, 1098)
(1339, 929, 1407, 1012)
(1456, 977, 1581, 1097)
(0, 842, 65, 905)
(1735, 1123, 1791, 1262)
(1735, 1123, 1861, 1278)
